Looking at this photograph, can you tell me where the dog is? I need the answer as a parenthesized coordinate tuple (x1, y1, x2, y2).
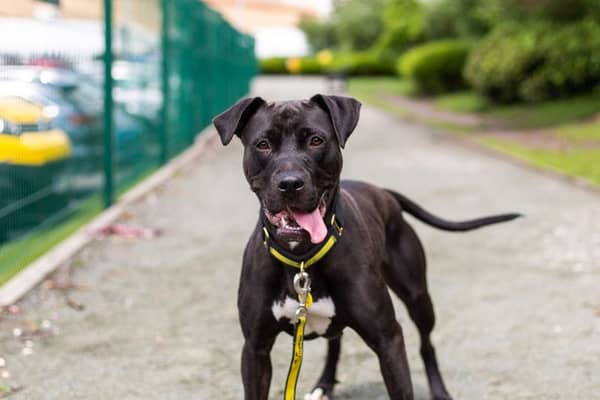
(213, 94, 519, 400)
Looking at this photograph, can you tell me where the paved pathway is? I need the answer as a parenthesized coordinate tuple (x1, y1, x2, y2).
(1, 77, 599, 399)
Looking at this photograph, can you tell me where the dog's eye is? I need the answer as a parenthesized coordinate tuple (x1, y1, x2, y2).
(309, 136, 324, 147)
(256, 139, 270, 151)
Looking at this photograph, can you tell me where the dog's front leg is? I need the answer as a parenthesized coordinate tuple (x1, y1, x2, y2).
(241, 335, 276, 400)
(238, 251, 280, 400)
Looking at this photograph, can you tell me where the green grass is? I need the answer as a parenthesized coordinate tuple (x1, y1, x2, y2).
(0, 196, 103, 285)
(436, 90, 600, 129)
(349, 77, 417, 98)
(426, 119, 476, 135)
(556, 121, 600, 143)
(0, 159, 163, 286)
(350, 77, 600, 187)
(478, 137, 600, 185)
(485, 92, 600, 129)
(356, 78, 600, 130)
(349, 78, 417, 119)
(435, 91, 490, 113)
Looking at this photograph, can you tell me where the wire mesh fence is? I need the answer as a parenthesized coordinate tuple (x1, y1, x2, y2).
(0, 0, 256, 285)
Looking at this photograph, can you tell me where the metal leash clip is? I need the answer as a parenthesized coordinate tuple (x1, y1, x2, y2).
(293, 269, 311, 318)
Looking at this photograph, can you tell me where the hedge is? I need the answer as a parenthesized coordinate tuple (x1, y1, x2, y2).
(465, 19, 600, 102)
(398, 39, 472, 93)
(330, 51, 396, 76)
(259, 57, 288, 74)
(259, 51, 396, 76)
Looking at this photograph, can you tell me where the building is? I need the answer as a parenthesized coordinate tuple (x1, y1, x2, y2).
(197, 0, 329, 57)
(0, 0, 327, 58)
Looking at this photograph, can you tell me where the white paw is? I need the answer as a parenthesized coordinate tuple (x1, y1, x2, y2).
(303, 387, 329, 400)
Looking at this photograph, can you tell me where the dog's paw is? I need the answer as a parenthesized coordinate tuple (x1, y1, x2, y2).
(304, 387, 329, 400)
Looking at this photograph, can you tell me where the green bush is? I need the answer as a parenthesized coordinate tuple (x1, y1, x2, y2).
(296, 57, 326, 75)
(465, 19, 600, 102)
(423, 0, 491, 40)
(329, 51, 396, 76)
(522, 19, 600, 101)
(398, 40, 472, 93)
(373, 0, 424, 56)
(260, 52, 398, 77)
(464, 24, 544, 102)
(259, 57, 288, 74)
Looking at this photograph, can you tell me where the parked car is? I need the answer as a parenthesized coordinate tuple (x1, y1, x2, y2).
(0, 67, 147, 183)
(112, 61, 162, 123)
(0, 94, 72, 241)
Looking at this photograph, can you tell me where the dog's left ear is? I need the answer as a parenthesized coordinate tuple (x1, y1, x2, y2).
(310, 94, 361, 148)
(213, 97, 266, 145)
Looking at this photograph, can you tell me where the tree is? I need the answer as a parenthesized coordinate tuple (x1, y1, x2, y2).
(331, 0, 387, 51)
(374, 0, 424, 56)
(299, 17, 337, 52)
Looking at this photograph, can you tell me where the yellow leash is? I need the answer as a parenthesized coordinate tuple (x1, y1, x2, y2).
(266, 210, 343, 399)
(284, 263, 313, 400)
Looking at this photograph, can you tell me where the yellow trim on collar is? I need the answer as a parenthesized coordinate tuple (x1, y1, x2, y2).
(268, 235, 337, 269)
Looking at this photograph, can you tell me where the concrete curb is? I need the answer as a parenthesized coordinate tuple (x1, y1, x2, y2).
(0, 131, 218, 307)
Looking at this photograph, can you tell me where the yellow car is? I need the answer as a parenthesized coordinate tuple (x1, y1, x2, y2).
(0, 96, 72, 241)
(0, 96, 71, 166)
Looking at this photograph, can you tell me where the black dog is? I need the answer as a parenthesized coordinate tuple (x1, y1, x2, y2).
(213, 95, 519, 400)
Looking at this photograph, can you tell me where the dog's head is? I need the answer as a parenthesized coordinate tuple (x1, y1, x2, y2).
(213, 94, 361, 251)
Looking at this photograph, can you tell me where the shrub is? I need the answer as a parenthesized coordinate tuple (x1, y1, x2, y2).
(296, 56, 326, 75)
(329, 51, 396, 76)
(521, 19, 600, 101)
(259, 57, 287, 74)
(260, 51, 398, 77)
(259, 56, 328, 75)
(464, 23, 547, 102)
(465, 19, 600, 102)
(398, 40, 472, 93)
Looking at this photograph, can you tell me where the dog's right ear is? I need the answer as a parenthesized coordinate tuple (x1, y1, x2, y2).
(213, 97, 265, 145)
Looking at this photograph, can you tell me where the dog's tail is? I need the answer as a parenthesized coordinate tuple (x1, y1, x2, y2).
(385, 189, 522, 232)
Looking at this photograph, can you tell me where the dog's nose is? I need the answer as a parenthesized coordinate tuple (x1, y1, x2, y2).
(278, 175, 304, 193)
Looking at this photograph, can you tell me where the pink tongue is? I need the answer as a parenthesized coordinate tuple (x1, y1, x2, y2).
(291, 209, 327, 244)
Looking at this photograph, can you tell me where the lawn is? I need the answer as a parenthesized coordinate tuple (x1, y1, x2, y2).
(479, 137, 600, 186)
(435, 91, 490, 113)
(0, 196, 102, 285)
(348, 77, 417, 118)
(0, 156, 163, 286)
(435, 89, 600, 129)
(349, 77, 600, 187)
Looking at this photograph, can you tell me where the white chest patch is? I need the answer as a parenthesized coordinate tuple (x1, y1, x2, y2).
(271, 296, 336, 336)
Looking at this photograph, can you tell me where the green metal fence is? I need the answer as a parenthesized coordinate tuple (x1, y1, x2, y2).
(0, 0, 256, 285)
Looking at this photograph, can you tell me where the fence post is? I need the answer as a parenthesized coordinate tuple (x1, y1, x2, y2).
(103, 0, 115, 207)
(160, 0, 170, 164)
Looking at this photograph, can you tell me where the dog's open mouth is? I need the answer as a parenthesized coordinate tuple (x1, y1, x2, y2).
(263, 194, 328, 244)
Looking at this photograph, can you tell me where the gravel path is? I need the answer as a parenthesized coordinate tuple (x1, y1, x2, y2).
(1, 77, 599, 400)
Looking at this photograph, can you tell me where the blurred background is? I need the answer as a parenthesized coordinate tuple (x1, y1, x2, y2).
(2, 0, 600, 291)
(0, 0, 256, 283)
(260, 0, 600, 199)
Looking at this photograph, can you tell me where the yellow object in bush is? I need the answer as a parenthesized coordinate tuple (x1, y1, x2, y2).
(317, 50, 333, 66)
(286, 57, 302, 74)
